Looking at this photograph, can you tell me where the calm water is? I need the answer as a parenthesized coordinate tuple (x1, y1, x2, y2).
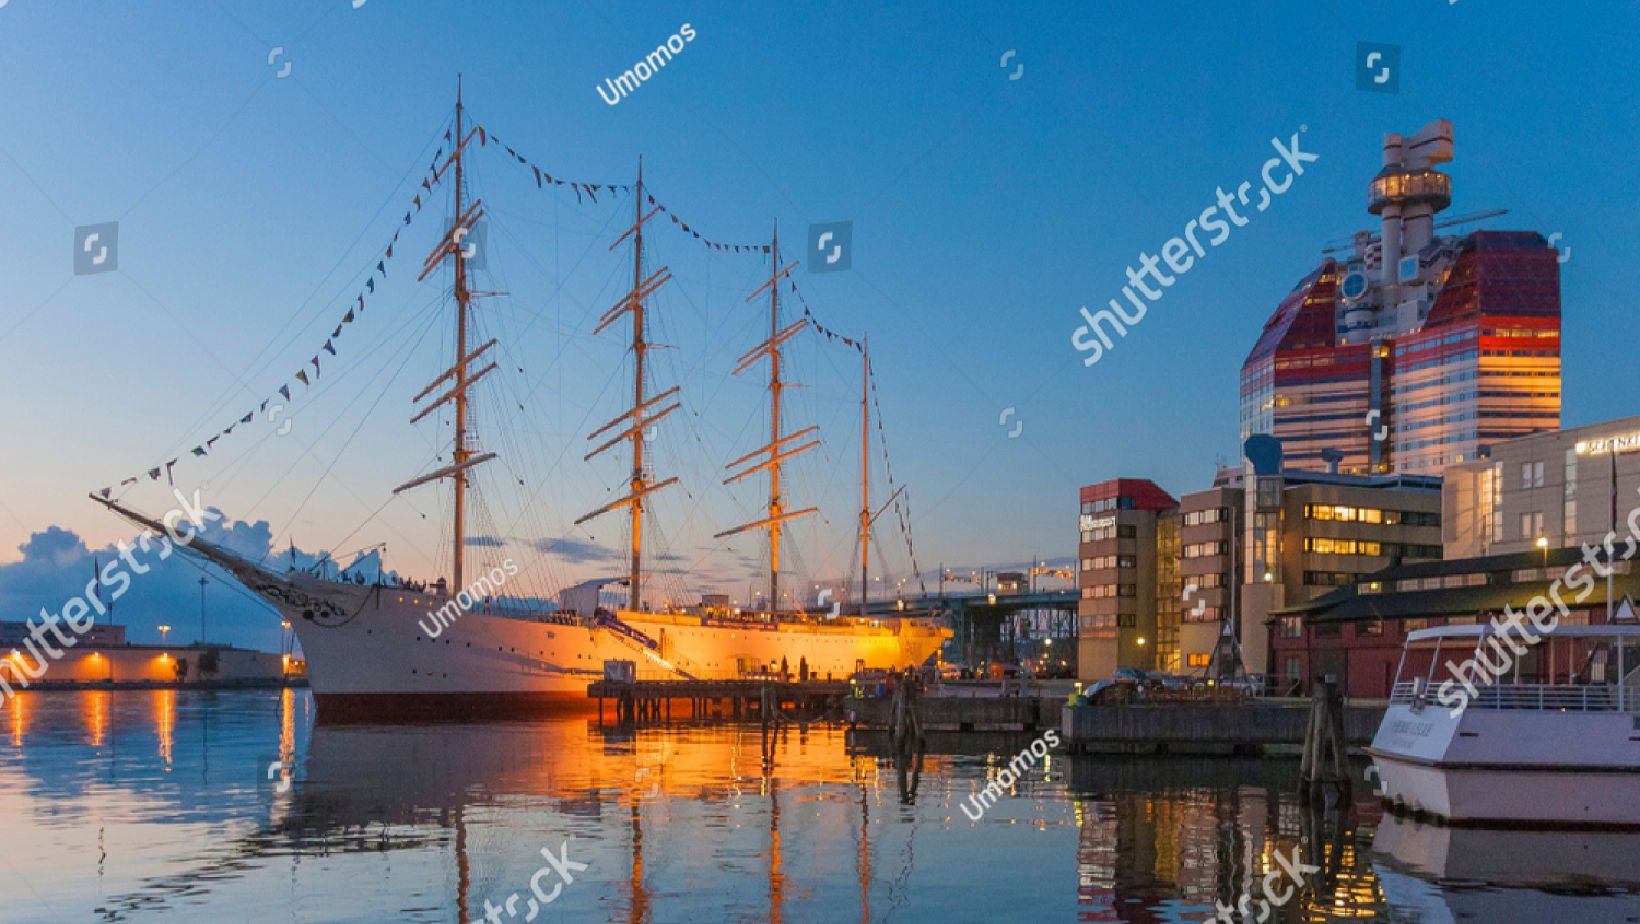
(2, 690, 1638, 923)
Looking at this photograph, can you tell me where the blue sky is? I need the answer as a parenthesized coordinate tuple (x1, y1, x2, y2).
(1, 1, 1636, 649)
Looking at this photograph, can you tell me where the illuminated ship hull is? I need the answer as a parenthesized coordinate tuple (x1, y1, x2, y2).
(280, 577, 946, 719)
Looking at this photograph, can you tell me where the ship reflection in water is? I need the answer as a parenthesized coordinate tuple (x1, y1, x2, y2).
(2, 691, 1638, 922)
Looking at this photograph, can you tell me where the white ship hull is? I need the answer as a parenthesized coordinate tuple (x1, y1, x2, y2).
(1368, 700, 1640, 826)
(263, 573, 947, 720)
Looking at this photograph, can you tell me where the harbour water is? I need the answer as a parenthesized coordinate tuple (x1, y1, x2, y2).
(2, 689, 1637, 923)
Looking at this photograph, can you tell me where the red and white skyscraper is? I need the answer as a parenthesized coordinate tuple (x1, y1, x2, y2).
(1240, 119, 1562, 475)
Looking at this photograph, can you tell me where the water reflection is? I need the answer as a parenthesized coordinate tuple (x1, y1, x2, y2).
(0, 690, 1636, 922)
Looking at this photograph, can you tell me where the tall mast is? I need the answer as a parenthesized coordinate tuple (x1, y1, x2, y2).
(629, 159, 647, 611)
(768, 222, 784, 611)
(859, 336, 870, 616)
(577, 157, 680, 611)
(717, 224, 818, 614)
(398, 77, 497, 583)
(451, 78, 470, 590)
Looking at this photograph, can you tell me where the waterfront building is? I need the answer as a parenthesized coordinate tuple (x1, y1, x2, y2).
(1077, 479, 1177, 681)
(1273, 547, 1637, 698)
(1274, 415, 1640, 697)
(1077, 447, 1441, 684)
(0, 620, 290, 687)
(1240, 119, 1561, 476)
(1443, 415, 1640, 558)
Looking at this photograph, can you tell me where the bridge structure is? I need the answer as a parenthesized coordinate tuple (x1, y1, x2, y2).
(848, 588, 1080, 669)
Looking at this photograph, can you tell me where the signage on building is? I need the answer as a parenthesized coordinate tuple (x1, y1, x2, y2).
(1079, 514, 1115, 532)
(1575, 432, 1640, 456)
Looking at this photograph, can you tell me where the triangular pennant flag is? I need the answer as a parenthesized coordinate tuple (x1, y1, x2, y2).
(533, 166, 542, 188)
(207, 436, 220, 448)
(99, 487, 112, 499)
(376, 260, 385, 277)
(295, 370, 310, 386)
(280, 384, 291, 400)
(762, 245, 771, 253)
(404, 212, 412, 225)
(240, 411, 254, 424)
(311, 356, 321, 376)
(259, 400, 269, 413)
(344, 309, 355, 323)
(692, 231, 701, 239)
(323, 339, 336, 356)
(165, 460, 177, 485)
(357, 295, 364, 312)
(585, 186, 597, 203)
(332, 324, 342, 338)
(120, 476, 138, 487)
(148, 467, 162, 480)
(671, 214, 680, 224)
(366, 278, 375, 293)
(422, 178, 431, 192)
(386, 243, 394, 259)
(413, 194, 422, 210)
(191, 446, 207, 456)
(222, 424, 235, 436)
(445, 129, 452, 141)
(478, 127, 486, 145)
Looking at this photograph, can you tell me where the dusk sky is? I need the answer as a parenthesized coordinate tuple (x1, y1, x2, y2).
(2, 0, 1636, 650)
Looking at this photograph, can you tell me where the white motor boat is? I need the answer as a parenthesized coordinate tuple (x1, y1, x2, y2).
(1368, 623, 1640, 826)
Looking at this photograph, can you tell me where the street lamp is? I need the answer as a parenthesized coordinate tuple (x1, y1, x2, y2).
(157, 624, 171, 644)
(1536, 535, 1549, 569)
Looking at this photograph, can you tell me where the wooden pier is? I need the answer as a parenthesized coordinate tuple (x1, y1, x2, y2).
(587, 679, 850, 724)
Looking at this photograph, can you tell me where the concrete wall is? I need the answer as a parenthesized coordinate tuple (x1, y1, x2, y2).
(1062, 702, 1384, 754)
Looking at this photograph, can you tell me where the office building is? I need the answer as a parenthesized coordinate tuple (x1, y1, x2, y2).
(1240, 119, 1561, 476)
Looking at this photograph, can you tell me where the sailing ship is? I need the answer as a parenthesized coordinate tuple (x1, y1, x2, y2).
(93, 86, 948, 719)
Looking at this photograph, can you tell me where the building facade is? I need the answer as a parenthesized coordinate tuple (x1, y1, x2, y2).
(1240, 119, 1561, 476)
(1077, 479, 1177, 681)
(1077, 464, 1441, 685)
(1444, 415, 1640, 559)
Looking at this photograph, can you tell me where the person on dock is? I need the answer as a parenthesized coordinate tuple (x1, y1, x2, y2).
(799, 656, 808, 683)
(780, 656, 789, 682)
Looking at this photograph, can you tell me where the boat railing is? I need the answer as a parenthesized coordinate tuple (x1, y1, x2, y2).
(1391, 679, 1625, 712)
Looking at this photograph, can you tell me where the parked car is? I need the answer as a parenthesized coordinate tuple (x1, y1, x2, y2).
(1112, 667, 1150, 685)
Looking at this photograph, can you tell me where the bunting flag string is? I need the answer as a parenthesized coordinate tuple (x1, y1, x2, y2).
(869, 369, 925, 595)
(96, 135, 451, 497)
(789, 278, 862, 353)
(469, 120, 773, 255)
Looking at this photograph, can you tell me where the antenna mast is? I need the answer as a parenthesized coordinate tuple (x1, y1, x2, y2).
(577, 157, 681, 611)
(859, 336, 869, 616)
(716, 223, 818, 613)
